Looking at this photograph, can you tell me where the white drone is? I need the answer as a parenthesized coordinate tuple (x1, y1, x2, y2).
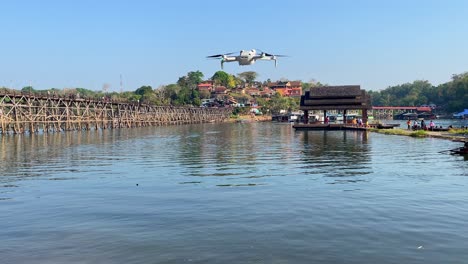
(207, 49, 287, 69)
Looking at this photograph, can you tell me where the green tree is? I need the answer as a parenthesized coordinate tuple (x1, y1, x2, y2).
(159, 84, 181, 104)
(135, 85, 153, 96)
(120, 91, 141, 102)
(21, 86, 35, 93)
(267, 93, 298, 114)
(211, 71, 231, 87)
(134, 86, 155, 103)
(177, 71, 204, 90)
(237, 71, 258, 85)
(187, 71, 204, 88)
(75, 88, 97, 98)
(368, 73, 468, 113)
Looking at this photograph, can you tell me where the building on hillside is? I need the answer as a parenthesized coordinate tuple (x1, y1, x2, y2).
(214, 86, 227, 94)
(245, 88, 261, 97)
(268, 81, 302, 97)
(231, 87, 245, 94)
(260, 87, 275, 97)
(197, 82, 214, 92)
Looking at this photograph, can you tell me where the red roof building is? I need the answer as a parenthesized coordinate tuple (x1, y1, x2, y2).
(245, 88, 261, 96)
(268, 81, 302, 97)
(197, 82, 214, 92)
(260, 87, 275, 97)
(214, 86, 227, 94)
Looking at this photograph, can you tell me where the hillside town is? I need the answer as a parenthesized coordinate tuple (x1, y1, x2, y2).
(196, 80, 303, 108)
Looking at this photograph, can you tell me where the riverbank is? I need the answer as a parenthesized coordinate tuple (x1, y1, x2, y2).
(371, 128, 468, 142)
(228, 114, 272, 123)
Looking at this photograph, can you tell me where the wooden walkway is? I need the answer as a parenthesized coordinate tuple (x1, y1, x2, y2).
(0, 92, 232, 134)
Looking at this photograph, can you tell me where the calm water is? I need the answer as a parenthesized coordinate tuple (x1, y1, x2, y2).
(1, 122, 467, 264)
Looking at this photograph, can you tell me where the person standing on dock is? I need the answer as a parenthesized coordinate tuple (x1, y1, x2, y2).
(421, 120, 426, 130)
(429, 120, 435, 130)
(406, 119, 411, 130)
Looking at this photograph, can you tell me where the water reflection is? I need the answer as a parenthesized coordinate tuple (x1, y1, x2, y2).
(1, 122, 468, 264)
(297, 130, 372, 184)
(0, 128, 168, 184)
(176, 123, 273, 180)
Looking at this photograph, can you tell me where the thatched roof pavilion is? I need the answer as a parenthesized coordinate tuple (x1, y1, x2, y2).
(300, 85, 372, 124)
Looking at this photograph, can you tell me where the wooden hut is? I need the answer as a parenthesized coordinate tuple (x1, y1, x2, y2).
(300, 85, 371, 124)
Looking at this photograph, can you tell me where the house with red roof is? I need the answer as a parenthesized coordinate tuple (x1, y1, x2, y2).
(197, 82, 214, 93)
(245, 88, 261, 97)
(214, 86, 227, 94)
(260, 87, 275, 97)
(268, 81, 302, 97)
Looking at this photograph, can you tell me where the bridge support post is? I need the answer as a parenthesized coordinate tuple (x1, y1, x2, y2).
(362, 109, 368, 126)
(343, 109, 347, 124)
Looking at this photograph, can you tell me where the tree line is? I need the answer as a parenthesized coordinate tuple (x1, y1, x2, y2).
(8, 71, 463, 114)
(368, 72, 468, 113)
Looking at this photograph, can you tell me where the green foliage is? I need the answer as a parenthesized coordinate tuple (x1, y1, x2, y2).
(211, 71, 236, 88)
(410, 130, 428, 137)
(376, 129, 409, 136)
(135, 85, 153, 96)
(263, 93, 299, 114)
(448, 128, 468, 134)
(75, 88, 98, 97)
(134, 86, 157, 104)
(177, 71, 204, 90)
(21, 86, 35, 93)
(187, 71, 204, 87)
(370, 73, 468, 113)
(120, 91, 141, 102)
(230, 93, 252, 104)
(159, 84, 181, 104)
(301, 79, 326, 92)
(237, 71, 258, 84)
(231, 107, 250, 116)
(171, 86, 201, 106)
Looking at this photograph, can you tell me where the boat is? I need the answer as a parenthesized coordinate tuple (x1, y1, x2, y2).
(327, 114, 343, 123)
(450, 142, 468, 155)
(450, 148, 468, 155)
(428, 127, 449, 132)
(394, 112, 418, 120)
(288, 112, 301, 122)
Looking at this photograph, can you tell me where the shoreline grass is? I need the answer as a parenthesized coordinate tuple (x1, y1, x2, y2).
(371, 128, 467, 142)
(371, 128, 429, 137)
(448, 128, 468, 135)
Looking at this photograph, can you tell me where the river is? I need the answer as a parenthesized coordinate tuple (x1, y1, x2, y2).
(1, 122, 467, 263)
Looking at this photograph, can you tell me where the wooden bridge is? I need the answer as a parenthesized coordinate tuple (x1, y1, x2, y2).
(0, 91, 232, 134)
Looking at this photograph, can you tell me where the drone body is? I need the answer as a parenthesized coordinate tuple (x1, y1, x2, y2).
(207, 49, 286, 69)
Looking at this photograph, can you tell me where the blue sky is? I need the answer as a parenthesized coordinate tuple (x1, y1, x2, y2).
(2, 0, 467, 92)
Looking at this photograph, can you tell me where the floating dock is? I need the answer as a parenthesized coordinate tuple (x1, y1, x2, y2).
(292, 123, 400, 131)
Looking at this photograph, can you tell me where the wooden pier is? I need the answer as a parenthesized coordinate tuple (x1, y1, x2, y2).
(293, 123, 400, 131)
(0, 92, 232, 134)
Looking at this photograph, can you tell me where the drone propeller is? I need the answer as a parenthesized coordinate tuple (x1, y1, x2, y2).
(206, 54, 224, 58)
(206, 52, 237, 58)
(264, 52, 288, 57)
